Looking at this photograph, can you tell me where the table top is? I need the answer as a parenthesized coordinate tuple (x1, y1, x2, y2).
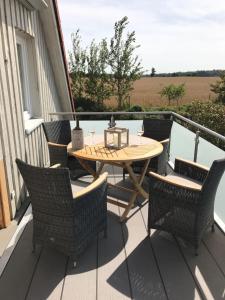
(68, 135, 163, 163)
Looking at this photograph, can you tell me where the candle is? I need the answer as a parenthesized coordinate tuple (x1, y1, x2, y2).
(113, 133, 118, 147)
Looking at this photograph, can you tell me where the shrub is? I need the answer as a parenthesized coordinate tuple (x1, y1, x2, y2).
(181, 101, 225, 149)
(128, 105, 143, 112)
(74, 97, 106, 112)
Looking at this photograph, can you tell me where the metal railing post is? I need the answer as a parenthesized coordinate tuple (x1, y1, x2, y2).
(194, 130, 200, 162)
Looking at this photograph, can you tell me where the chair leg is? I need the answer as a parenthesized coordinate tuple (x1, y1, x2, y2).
(123, 169, 126, 181)
(70, 255, 77, 268)
(147, 227, 151, 236)
(211, 223, 215, 232)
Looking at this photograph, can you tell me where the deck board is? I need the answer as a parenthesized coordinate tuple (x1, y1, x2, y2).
(0, 167, 225, 300)
(98, 204, 131, 300)
(203, 226, 225, 276)
(112, 170, 167, 300)
(97, 165, 131, 299)
(26, 248, 67, 300)
(140, 200, 202, 300)
(61, 241, 98, 300)
(0, 221, 41, 300)
(178, 236, 225, 300)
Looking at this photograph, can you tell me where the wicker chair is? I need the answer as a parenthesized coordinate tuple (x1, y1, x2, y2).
(16, 158, 108, 265)
(123, 118, 173, 179)
(42, 120, 96, 180)
(148, 157, 225, 254)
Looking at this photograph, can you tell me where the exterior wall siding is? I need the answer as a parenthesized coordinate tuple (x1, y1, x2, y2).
(0, 0, 61, 218)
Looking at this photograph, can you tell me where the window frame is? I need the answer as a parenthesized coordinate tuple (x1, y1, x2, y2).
(16, 34, 32, 120)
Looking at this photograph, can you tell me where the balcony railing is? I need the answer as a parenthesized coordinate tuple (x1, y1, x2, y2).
(49, 111, 225, 232)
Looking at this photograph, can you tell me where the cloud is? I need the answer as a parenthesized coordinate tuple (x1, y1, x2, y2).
(58, 0, 225, 72)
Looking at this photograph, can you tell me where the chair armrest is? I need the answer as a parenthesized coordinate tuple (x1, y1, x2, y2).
(73, 172, 108, 199)
(160, 138, 169, 144)
(49, 163, 61, 168)
(174, 157, 209, 183)
(149, 171, 202, 208)
(149, 171, 202, 191)
(48, 142, 68, 147)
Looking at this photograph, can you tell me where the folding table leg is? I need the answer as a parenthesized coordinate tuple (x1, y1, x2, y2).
(120, 159, 150, 221)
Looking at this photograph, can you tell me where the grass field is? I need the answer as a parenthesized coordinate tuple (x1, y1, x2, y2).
(108, 76, 219, 108)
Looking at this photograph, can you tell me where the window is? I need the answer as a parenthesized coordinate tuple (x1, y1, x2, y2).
(16, 33, 41, 121)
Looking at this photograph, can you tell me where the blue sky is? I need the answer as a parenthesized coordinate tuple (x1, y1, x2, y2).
(58, 0, 225, 73)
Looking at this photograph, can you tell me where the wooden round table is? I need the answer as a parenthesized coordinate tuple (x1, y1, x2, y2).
(68, 135, 163, 221)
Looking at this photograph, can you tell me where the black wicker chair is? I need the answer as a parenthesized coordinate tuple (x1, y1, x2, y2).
(123, 118, 173, 179)
(42, 120, 96, 180)
(16, 158, 108, 265)
(148, 157, 225, 254)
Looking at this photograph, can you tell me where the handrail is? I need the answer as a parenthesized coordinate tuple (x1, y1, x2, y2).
(49, 111, 172, 116)
(48, 110, 225, 144)
(172, 112, 225, 143)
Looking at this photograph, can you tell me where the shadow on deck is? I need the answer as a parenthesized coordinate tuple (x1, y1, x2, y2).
(0, 166, 225, 300)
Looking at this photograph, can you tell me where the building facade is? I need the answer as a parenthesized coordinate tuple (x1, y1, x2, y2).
(0, 0, 72, 226)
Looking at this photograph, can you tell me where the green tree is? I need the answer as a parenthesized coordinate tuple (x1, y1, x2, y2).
(151, 67, 156, 77)
(160, 83, 185, 105)
(210, 72, 225, 104)
(109, 16, 143, 110)
(85, 39, 112, 110)
(68, 30, 87, 99)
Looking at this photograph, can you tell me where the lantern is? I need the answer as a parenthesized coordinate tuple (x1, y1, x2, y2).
(104, 127, 129, 149)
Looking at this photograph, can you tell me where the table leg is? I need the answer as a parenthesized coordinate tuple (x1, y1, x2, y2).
(76, 158, 97, 177)
(93, 161, 105, 181)
(76, 158, 105, 181)
(120, 159, 150, 221)
(125, 160, 150, 199)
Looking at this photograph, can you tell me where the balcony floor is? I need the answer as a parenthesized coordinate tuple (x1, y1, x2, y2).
(0, 166, 225, 300)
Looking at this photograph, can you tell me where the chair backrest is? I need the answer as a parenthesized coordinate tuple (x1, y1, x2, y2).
(16, 159, 74, 217)
(202, 158, 225, 201)
(48, 143, 68, 167)
(143, 118, 173, 141)
(42, 120, 71, 145)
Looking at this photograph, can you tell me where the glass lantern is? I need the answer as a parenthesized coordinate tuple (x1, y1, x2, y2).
(104, 127, 129, 149)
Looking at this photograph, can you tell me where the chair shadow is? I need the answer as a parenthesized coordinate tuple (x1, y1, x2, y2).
(107, 229, 225, 300)
(0, 210, 129, 299)
(107, 234, 166, 299)
(107, 177, 148, 206)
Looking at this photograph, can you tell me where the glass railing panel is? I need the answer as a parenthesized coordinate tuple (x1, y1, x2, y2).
(197, 136, 225, 230)
(169, 121, 196, 164)
(71, 120, 143, 136)
(169, 121, 225, 230)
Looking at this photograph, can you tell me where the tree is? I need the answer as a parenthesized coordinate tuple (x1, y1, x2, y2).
(151, 67, 156, 77)
(68, 30, 87, 99)
(108, 16, 143, 110)
(85, 39, 112, 110)
(160, 83, 185, 105)
(210, 72, 225, 104)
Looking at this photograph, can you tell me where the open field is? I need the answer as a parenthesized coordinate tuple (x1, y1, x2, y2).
(108, 77, 219, 107)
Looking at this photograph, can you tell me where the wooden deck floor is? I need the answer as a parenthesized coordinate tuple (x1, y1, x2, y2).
(0, 166, 225, 300)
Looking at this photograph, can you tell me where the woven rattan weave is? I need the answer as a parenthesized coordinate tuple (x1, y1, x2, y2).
(148, 157, 225, 254)
(42, 120, 96, 179)
(16, 159, 108, 262)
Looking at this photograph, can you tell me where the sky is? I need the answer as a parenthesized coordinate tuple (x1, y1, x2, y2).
(58, 0, 225, 73)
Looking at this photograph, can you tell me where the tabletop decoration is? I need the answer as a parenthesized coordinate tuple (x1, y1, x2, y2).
(72, 118, 84, 150)
(104, 127, 129, 149)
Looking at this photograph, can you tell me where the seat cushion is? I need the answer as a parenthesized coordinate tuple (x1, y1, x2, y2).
(165, 174, 202, 190)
